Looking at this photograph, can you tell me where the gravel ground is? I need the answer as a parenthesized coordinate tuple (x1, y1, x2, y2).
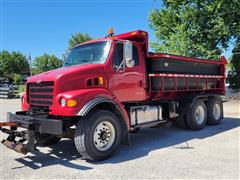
(0, 98, 239, 179)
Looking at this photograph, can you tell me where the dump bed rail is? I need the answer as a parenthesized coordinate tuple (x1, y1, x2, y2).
(148, 73, 225, 99)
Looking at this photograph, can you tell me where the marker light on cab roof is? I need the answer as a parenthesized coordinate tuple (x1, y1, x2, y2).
(108, 28, 114, 37)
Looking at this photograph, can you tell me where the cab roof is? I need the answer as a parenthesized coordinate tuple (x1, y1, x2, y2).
(75, 30, 149, 51)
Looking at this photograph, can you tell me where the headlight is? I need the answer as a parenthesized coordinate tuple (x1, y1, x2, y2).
(60, 98, 66, 107)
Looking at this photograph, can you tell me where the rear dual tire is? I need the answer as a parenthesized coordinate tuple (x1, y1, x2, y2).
(186, 100, 207, 130)
(177, 97, 223, 130)
(206, 98, 223, 125)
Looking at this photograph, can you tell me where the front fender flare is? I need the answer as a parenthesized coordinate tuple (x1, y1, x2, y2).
(78, 97, 117, 116)
(77, 96, 130, 128)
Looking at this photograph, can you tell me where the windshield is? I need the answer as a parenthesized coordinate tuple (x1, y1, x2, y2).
(64, 41, 111, 66)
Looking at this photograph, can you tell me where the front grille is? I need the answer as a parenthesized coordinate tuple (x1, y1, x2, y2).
(28, 81, 54, 107)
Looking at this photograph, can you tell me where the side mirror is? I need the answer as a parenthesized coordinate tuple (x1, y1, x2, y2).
(124, 41, 134, 68)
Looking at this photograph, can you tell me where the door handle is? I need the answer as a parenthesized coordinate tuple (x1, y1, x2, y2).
(139, 80, 143, 87)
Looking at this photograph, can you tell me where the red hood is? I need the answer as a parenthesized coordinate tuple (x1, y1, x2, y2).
(27, 64, 106, 93)
(28, 64, 105, 82)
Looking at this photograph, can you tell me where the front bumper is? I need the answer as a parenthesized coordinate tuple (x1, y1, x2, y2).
(7, 111, 62, 135)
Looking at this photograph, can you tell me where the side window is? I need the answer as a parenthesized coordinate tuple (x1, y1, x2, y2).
(112, 43, 123, 69)
(133, 45, 139, 66)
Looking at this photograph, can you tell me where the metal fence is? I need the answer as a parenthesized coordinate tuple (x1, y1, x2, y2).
(0, 84, 19, 98)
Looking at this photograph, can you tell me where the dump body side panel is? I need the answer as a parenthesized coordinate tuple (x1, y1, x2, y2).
(146, 54, 227, 100)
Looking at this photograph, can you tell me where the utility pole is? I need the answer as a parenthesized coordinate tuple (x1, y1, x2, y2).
(28, 53, 32, 76)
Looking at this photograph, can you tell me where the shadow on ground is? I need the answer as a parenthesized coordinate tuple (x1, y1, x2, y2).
(14, 117, 240, 170)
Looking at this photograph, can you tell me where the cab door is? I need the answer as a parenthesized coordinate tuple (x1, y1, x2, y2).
(109, 42, 146, 102)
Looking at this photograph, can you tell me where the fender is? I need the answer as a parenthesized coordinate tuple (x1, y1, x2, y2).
(21, 93, 29, 111)
(51, 88, 130, 129)
(78, 97, 117, 116)
(77, 96, 131, 145)
(77, 96, 130, 129)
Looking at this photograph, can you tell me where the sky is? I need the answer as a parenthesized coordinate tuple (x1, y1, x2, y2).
(1, 0, 233, 60)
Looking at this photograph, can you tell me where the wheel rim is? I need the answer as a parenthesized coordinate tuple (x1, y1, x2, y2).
(195, 105, 205, 124)
(213, 103, 221, 120)
(93, 121, 115, 151)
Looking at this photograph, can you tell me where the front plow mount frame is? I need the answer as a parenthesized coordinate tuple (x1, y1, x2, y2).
(0, 111, 63, 155)
(0, 122, 36, 154)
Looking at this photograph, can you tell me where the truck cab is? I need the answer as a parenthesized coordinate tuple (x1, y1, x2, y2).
(22, 31, 148, 115)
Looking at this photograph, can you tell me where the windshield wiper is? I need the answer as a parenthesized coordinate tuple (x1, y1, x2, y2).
(64, 62, 70, 66)
(82, 59, 95, 64)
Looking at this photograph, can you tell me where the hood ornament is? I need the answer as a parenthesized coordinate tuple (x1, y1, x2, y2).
(36, 79, 42, 84)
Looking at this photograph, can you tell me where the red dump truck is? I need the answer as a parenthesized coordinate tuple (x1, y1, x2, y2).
(0, 30, 227, 161)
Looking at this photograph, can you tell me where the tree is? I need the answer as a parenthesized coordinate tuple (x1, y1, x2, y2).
(13, 73, 22, 85)
(62, 32, 93, 60)
(68, 32, 92, 50)
(32, 54, 62, 75)
(11, 51, 30, 75)
(149, 0, 240, 59)
(0, 50, 29, 82)
(228, 39, 240, 89)
(0, 50, 11, 77)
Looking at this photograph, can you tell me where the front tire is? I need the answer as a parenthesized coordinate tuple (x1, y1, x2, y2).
(186, 99, 207, 130)
(74, 109, 122, 161)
